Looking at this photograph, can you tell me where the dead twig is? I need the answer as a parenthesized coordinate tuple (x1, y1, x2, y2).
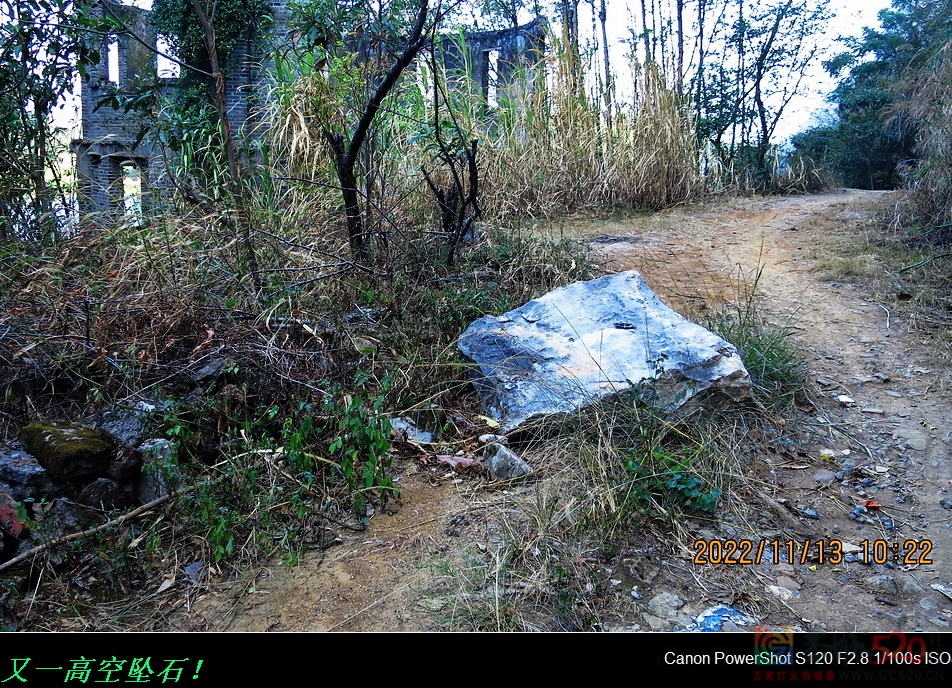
(0, 485, 203, 574)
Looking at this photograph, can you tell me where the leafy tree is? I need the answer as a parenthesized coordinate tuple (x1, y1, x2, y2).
(792, 0, 952, 190)
(284, 0, 444, 260)
(151, 0, 271, 76)
(149, 0, 271, 187)
(693, 0, 831, 185)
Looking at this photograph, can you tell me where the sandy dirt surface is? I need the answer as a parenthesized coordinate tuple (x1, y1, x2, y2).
(172, 189, 952, 632)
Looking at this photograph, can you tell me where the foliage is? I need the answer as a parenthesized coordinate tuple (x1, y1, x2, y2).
(282, 0, 440, 260)
(324, 376, 395, 513)
(0, 0, 117, 242)
(622, 447, 722, 515)
(791, 0, 952, 191)
(151, 0, 271, 76)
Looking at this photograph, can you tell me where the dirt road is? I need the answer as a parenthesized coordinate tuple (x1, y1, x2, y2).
(176, 189, 952, 632)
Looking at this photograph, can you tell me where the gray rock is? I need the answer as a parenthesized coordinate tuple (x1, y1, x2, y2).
(483, 443, 531, 481)
(647, 591, 684, 618)
(0, 449, 60, 499)
(76, 478, 135, 511)
(458, 271, 751, 431)
(813, 469, 837, 484)
(95, 403, 155, 447)
(839, 457, 858, 472)
(192, 358, 227, 385)
(894, 426, 929, 451)
(776, 575, 801, 591)
(135, 439, 181, 504)
(797, 505, 819, 519)
(20, 423, 114, 480)
(390, 417, 434, 444)
(866, 574, 899, 594)
(27, 498, 99, 547)
(105, 446, 144, 484)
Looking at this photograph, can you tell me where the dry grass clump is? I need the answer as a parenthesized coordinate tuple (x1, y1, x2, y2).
(263, 29, 703, 238)
(428, 394, 756, 631)
(899, 42, 952, 244)
(477, 56, 701, 219)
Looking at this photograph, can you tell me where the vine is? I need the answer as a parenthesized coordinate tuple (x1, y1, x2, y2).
(151, 0, 272, 77)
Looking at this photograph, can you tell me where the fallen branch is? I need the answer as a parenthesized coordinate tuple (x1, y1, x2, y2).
(898, 253, 952, 273)
(0, 489, 192, 574)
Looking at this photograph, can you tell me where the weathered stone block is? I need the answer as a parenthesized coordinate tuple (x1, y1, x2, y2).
(458, 271, 751, 431)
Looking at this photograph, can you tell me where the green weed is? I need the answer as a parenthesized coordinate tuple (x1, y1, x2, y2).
(706, 265, 807, 411)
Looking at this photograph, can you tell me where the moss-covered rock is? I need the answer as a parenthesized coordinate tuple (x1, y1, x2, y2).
(20, 423, 115, 480)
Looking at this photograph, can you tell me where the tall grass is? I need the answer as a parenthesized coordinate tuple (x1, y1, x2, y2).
(896, 42, 952, 243)
(462, 42, 702, 218)
(263, 29, 702, 239)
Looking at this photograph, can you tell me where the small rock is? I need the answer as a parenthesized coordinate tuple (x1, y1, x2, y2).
(839, 457, 858, 473)
(135, 439, 181, 504)
(192, 358, 227, 385)
(766, 585, 798, 600)
(777, 575, 801, 591)
(837, 395, 856, 406)
(390, 417, 434, 444)
(866, 574, 898, 594)
(861, 408, 885, 415)
(483, 443, 531, 481)
(647, 592, 684, 618)
(76, 478, 135, 511)
(478, 434, 508, 446)
(813, 469, 837, 484)
(831, 524, 840, 535)
(0, 449, 59, 499)
(106, 446, 144, 483)
(184, 560, 205, 585)
(797, 505, 819, 519)
(20, 423, 115, 480)
(28, 498, 99, 546)
(95, 403, 154, 447)
(894, 427, 929, 451)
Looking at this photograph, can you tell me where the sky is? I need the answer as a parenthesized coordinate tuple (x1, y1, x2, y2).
(59, 0, 896, 144)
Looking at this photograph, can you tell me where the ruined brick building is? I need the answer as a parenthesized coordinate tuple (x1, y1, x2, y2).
(72, 1, 546, 217)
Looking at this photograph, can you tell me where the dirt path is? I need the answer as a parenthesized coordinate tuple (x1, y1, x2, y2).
(175, 189, 952, 632)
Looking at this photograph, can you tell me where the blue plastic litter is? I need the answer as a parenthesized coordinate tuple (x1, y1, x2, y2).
(695, 605, 752, 632)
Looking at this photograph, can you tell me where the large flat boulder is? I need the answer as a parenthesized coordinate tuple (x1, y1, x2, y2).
(458, 270, 751, 431)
